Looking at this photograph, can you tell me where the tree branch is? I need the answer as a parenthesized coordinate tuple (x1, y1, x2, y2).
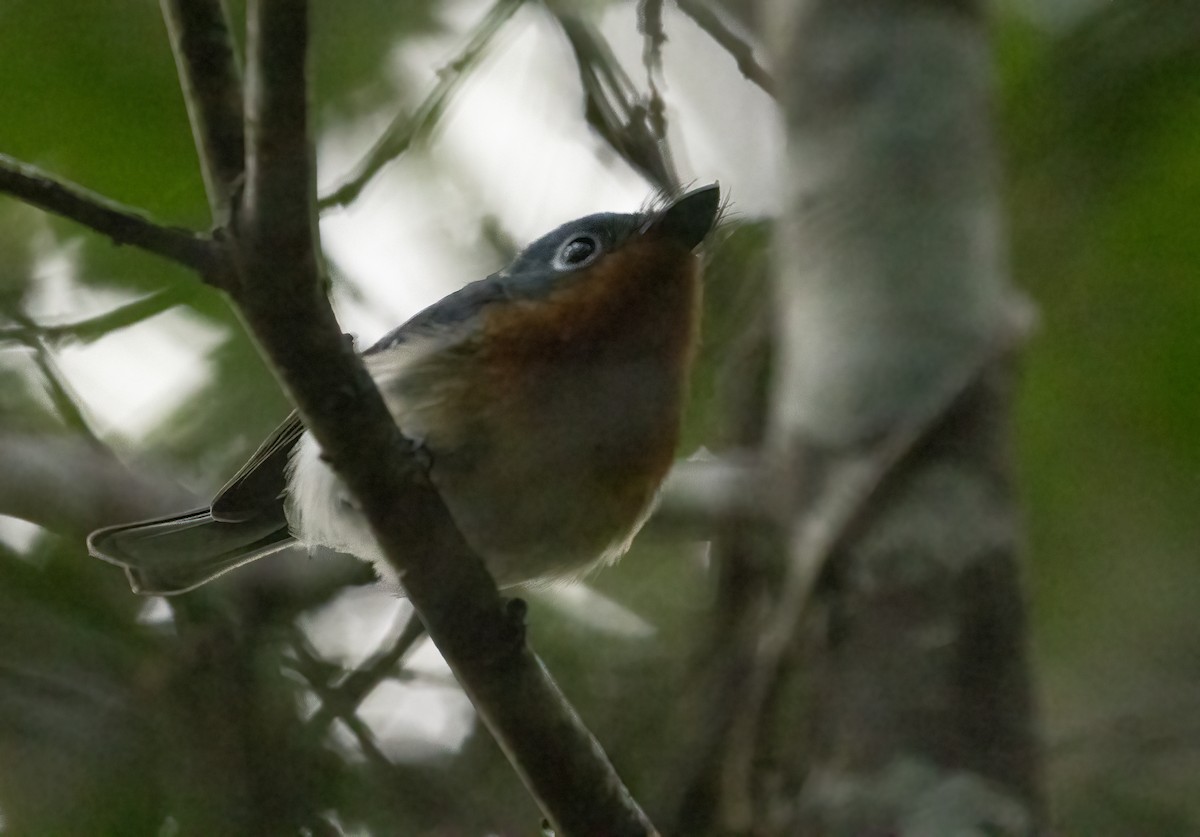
(667, 322, 779, 836)
(0, 153, 218, 274)
(306, 610, 427, 737)
(285, 627, 475, 831)
(553, 13, 679, 193)
(0, 287, 192, 345)
(637, 0, 672, 174)
(206, 2, 655, 833)
(160, 0, 245, 219)
(318, 0, 525, 210)
(19, 333, 103, 446)
(677, 0, 774, 97)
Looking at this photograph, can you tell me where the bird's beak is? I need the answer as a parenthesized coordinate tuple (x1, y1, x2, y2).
(645, 184, 721, 250)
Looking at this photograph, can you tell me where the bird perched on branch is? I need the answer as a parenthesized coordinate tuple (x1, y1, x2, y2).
(89, 184, 721, 595)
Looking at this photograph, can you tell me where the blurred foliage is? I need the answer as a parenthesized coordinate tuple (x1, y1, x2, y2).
(998, 0, 1200, 828)
(0, 0, 1196, 834)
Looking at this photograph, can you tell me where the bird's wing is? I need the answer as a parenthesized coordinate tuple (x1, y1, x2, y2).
(364, 271, 510, 355)
(210, 411, 305, 522)
(211, 273, 510, 520)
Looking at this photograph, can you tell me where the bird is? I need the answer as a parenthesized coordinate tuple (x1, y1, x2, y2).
(88, 184, 721, 595)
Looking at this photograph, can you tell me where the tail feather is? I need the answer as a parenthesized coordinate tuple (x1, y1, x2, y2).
(88, 509, 294, 595)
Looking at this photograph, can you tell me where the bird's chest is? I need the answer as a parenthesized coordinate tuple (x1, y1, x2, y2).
(406, 266, 697, 582)
(487, 348, 683, 484)
(416, 351, 681, 585)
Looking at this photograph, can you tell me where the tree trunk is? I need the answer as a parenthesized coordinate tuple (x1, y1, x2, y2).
(760, 0, 1045, 832)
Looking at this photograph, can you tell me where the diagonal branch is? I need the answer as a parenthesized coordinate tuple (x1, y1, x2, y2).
(638, 0, 666, 77)
(0, 287, 193, 346)
(20, 332, 104, 447)
(287, 631, 396, 769)
(220, 2, 657, 834)
(307, 610, 427, 737)
(0, 153, 218, 275)
(676, 0, 774, 97)
(554, 13, 679, 192)
(285, 629, 472, 828)
(318, 0, 525, 210)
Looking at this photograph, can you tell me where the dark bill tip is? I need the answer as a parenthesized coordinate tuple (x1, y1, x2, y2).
(648, 183, 721, 249)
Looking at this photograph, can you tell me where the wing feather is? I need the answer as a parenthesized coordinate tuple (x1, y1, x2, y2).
(212, 272, 506, 521)
(210, 412, 304, 522)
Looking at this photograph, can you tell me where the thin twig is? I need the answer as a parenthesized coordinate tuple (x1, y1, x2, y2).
(0, 287, 193, 346)
(647, 455, 769, 540)
(32, 342, 102, 445)
(307, 610, 428, 736)
(160, 0, 246, 219)
(4, 318, 105, 448)
(637, 0, 671, 156)
(288, 632, 396, 771)
(638, 0, 667, 76)
(318, 0, 525, 210)
(676, 0, 774, 97)
(0, 153, 218, 275)
(769, 360, 996, 657)
(553, 14, 679, 192)
(286, 630, 475, 828)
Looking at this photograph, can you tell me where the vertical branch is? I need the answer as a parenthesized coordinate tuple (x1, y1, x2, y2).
(637, 0, 669, 146)
(758, 0, 1045, 832)
(160, 0, 244, 218)
(161, 0, 245, 219)
(239, 0, 322, 306)
(154, 7, 334, 833)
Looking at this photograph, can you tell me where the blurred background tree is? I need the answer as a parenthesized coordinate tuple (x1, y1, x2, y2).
(0, 0, 1196, 834)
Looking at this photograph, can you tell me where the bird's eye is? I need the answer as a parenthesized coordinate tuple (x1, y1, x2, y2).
(553, 234, 600, 270)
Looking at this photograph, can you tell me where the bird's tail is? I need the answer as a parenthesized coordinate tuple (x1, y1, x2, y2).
(88, 509, 294, 595)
